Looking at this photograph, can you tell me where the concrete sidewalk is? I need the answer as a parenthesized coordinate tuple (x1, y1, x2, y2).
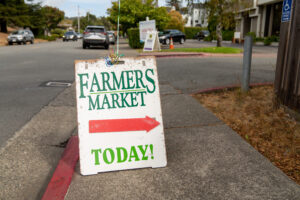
(64, 83, 300, 199)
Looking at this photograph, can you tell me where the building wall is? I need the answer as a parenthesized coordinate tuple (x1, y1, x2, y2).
(235, 0, 283, 38)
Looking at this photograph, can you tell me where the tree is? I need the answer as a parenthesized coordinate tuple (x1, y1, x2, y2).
(166, 10, 184, 31)
(41, 6, 64, 36)
(205, 0, 240, 47)
(107, 0, 170, 33)
(166, 0, 182, 11)
(0, 0, 30, 32)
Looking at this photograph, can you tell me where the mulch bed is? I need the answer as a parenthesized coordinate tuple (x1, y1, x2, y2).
(194, 85, 300, 185)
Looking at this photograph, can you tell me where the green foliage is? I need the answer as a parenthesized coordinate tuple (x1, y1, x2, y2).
(41, 6, 64, 33)
(107, 0, 170, 33)
(36, 35, 57, 41)
(255, 37, 264, 42)
(263, 36, 278, 46)
(127, 28, 143, 49)
(0, 0, 64, 35)
(166, 10, 184, 32)
(51, 28, 65, 38)
(184, 27, 204, 39)
(222, 30, 234, 41)
(205, 0, 241, 46)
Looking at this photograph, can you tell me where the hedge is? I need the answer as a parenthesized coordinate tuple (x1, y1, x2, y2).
(184, 27, 204, 39)
(127, 28, 143, 49)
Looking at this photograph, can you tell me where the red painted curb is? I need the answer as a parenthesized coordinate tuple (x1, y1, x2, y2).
(193, 82, 274, 95)
(42, 136, 79, 200)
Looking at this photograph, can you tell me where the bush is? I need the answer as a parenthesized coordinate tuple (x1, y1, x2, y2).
(51, 28, 65, 38)
(222, 30, 234, 41)
(255, 37, 264, 42)
(184, 27, 204, 39)
(36, 35, 58, 41)
(127, 28, 143, 49)
(264, 37, 272, 46)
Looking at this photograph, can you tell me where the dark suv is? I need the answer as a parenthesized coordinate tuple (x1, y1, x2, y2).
(63, 31, 78, 41)
(82, 26, 109, 49)
(159, 29, 186, 45)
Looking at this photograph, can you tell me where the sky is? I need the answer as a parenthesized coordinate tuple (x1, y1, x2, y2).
(38, 0, 171, 18)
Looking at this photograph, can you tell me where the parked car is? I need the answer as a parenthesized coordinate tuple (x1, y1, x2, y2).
(63, 31, 78, 41)
(7, 29, 34, 45)
(159, 29, 186, 45)
(194, 30, 210, 40)
(76, 32, 83, 39)
(107, 31, 116, 44)
(82, 26, 109, 49)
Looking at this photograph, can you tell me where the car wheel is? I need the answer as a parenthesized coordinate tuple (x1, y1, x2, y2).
(30, 40, 34, 44)
(104, 44, 109, 49)
(180, 38, 185, 44)
(17, 42, 22, 45)
(8, 42, 12, 45)
(23, 40, 27, 45)
(165, 38, 170, 45)
(83, 43, 87, 49)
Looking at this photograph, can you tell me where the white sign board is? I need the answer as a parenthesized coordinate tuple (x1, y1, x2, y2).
(75, 57, 167, 175)
(143, 31, 161, 52)
(139, 20, 156, 42)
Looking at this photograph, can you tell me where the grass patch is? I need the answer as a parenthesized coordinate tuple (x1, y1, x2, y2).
(162, 47, 242, 54)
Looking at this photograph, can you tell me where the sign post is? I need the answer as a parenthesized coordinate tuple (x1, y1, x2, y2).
(75, 57, 167, 175)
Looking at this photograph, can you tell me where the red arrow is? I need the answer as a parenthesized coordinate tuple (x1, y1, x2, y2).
(89, 116, 160, 133)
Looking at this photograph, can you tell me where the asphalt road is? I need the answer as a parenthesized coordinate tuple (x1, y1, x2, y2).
(0, 39, 276, 149)
(0, 40, 112, 148)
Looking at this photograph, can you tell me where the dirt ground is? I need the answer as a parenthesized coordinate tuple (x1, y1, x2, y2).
(0, 27, 47, 46)
(195, 85, 300, 185)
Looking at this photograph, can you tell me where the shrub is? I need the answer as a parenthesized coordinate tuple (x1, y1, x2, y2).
(127, 28, 143, 49)
(255, 37, 264, 42)
(222, 30, 234, 41)
(51, 28, 65, 38)
(184, 27, 204, 39)
(264, 37, 272, 46)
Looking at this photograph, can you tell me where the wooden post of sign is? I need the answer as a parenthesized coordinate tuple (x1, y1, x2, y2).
(274, 0, 300, 111)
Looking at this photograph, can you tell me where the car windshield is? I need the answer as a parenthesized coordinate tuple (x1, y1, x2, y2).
(65, 32, 74, 35)
(203, 31, 209, 34)
(12, 30, 23, 35)
(86, 28, 104, 33)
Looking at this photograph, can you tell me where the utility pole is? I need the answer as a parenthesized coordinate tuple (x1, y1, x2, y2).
(77, 5, 80, 33)
(275, 0, 300, 111)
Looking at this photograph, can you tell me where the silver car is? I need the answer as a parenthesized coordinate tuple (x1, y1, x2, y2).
(107, 31, 116, 45)
(82, 26, 109, 49)
(7, 30, 34, 45)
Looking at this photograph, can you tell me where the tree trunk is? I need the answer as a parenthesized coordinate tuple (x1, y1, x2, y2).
(0, 20, 7, 33)
(216, 22, 222, 47)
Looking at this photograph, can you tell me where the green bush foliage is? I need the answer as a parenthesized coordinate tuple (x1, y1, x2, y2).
(127, 28, 143, 49)
(51, 28, 65, 38)
(222, 30, 234, 41)
(184, 27, 204, 39)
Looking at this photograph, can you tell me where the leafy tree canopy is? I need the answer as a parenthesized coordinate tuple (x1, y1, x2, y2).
(107, 0, 170, 33)
(166, 10, 185, 32)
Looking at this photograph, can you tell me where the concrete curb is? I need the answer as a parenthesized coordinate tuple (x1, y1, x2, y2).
(192, 82, 274, 95)
(41, 136, 79, 200)
(139, 52, 277, 58)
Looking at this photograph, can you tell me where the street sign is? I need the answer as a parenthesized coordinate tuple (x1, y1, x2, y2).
(75, 57, 167, 175)
(282, 0, 292, 22)
(143, 31, 161, 52)
(139, 20, 156, 42)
